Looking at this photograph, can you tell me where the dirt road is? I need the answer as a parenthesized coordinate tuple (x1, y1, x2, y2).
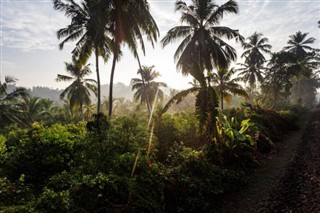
(260, 109, 320, 212)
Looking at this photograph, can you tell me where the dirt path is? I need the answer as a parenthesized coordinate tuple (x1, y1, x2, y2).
(259, 109, 320, 212)
(215, 110, 313, 213)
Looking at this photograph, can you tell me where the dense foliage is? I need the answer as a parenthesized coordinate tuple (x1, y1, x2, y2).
(0, 104, 305, 212)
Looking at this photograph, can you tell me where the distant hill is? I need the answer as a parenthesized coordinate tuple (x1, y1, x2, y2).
(7, 83, 136, 104)
(27, 86, 63, 103)
(100, 82, 134, 101)
(6, 82, 175, 104)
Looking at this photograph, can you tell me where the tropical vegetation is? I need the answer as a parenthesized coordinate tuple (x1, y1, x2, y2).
(0, 0, 319, 212)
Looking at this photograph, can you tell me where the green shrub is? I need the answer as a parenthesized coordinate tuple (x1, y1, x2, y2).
(2, 123, 85, 185)
(0, 134, 6, 154)
(0, 175, 34, 208)
(0, 204, 34, 213)
(76, 115, 150, 173)
(164, 143, 242, 212)
(68, 173, 129, 212)
(154, 111, 202, 162)
(35, 188, 70, 212)
(154, 114, 179, 162)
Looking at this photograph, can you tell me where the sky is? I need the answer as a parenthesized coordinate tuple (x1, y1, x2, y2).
(0, 0, 319, 91)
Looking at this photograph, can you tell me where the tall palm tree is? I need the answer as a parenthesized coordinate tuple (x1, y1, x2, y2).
(283, 31, 318, 105)
(53, 0, 111, 114)
(283, 31, 316, 58)
(211, 67, 249, 110)
(161, 0, 242, 139)
(241, 32, 272, 66)
(56, 60, 97, 118)
(237, 60, 264, 101)
(161, 0, 243, 75)
(107, 0, 159, 117)
(131, 66, 167, 110)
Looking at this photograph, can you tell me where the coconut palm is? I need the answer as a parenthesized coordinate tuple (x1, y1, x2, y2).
(107, 0, 159, 117)
(161, 0, 242, 138)
(131, 66, 167, 110)
(53, 0, 111, 114)
(56, 60, 97, 118)
(16, 96, 53, 124)
(0, 76, 28, 127)
(161, 0, 243, 75)
(211, 67, 248, 110)
(283, 31, 316, 58)
(241, 32, 272, 66)
(237, 60, 264, 101)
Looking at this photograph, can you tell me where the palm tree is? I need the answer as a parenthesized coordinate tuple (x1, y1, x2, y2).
(241, 32, 272, 66)
(17, 96, 53, 124)
(56, 60, 97, 118)
(53, 0, 111, 114)
(0, 76, 28, 102)
(283, 31, 316, 58)
(289, 52, 320, 105)
(0, 76, 28, 127)
(161, 0, 243, 75)
(161, 0, 242, 139)
(211, 67, 248, 110)
(237, 60, 264, 101)
(107, 0, 159, 117)
(260, 51, 295, 108)
(283, 32, 318, 105)
(131, 66, 167, 110)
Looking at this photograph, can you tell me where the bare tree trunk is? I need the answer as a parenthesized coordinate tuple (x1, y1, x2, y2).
(220, 87, 224, 111)
(109, 49, 118, 118)
(95, 49, 101, 115)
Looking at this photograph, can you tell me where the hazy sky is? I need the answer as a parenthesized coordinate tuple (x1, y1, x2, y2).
(1, 0, 319, 90)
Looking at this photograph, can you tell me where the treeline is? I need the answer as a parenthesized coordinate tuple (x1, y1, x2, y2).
(6, 83, 135, 104)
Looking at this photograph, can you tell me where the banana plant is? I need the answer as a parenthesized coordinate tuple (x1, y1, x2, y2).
(216, 114, 255, 148)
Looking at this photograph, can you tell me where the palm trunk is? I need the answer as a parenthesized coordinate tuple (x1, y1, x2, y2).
(80, 101, 84, 120)
(109, 48, 118, 118)
(297, 78, 302, 104)
(95, 49, 101, 115)
(250, 84, 254, 104)
(220, 76, 224, 111)
(220, 87, 224, 111)
(135, 52, 151, 114)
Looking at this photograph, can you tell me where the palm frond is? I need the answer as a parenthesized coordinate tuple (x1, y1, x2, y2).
(161, 87, 200, 114)
(161, 26, 192, 47)
(206, 0, 238, 25)
(56, 74, 73, 82)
